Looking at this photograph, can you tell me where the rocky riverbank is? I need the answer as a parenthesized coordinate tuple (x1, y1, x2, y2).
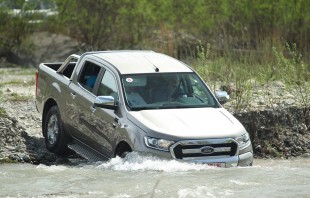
(235, 107, 310, 158)
(0, 101, 80, 165)
(0, 68, 309, 164)
(0, 69, 79, 164)
(0, 112, 56, 164)
(224, 80, 310, 159)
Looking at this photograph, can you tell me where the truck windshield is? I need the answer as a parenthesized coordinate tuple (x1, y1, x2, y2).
(121, 73, 219, 110)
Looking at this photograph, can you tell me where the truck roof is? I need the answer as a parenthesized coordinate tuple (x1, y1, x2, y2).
(86, 51, 193, 74)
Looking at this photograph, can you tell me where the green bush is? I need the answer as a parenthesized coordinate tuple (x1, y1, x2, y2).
(1, 0, 310, 70)
(272, 44, 310, 114)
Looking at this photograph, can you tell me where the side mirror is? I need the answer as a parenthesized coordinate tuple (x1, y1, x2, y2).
(215, 90, 229, 104)
(94, 96, 118, 110)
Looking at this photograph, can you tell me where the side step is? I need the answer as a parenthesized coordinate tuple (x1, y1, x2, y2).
(68, 142, 109, 162)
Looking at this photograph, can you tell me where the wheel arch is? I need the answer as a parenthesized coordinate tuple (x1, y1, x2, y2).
(42, 98, 58, 136)
(114, 141, 132, 158)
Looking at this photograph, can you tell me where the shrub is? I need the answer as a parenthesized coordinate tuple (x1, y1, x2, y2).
(0, 7, 34, 66)
(272, 43, 310, 126)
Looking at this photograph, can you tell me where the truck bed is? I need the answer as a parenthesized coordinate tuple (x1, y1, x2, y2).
(43, 62, 76, 78)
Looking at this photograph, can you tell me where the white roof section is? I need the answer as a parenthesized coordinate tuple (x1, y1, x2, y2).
(90, 51, 193, 74)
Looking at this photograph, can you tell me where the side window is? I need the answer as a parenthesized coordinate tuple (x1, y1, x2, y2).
(189, 75, 215, 105)
(188, 76, 200, 95)
(98, 70, 118, 99)
(78, 61, 101, 92)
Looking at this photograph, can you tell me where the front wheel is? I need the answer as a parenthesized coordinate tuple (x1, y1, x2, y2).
(115, 142, 132, 158)
(43, 106, 69, 155)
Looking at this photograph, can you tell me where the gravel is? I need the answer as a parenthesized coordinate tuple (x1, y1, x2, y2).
(0, 101, 59, 164)
(0, 71, 78, 164)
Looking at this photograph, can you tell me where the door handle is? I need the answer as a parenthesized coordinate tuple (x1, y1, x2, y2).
(70, 92, 76, 99)
(113, 117, 119, 128)
(90, 105, 96, 113)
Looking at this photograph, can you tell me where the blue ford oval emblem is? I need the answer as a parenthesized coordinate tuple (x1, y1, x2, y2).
(200, 146, 215, 154)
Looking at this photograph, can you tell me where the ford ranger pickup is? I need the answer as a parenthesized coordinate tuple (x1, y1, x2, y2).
(35, 50, 253, 167)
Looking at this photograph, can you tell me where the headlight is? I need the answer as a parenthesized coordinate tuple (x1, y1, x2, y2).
(234, 133, 250, 149)
(144, 137, 175, 151)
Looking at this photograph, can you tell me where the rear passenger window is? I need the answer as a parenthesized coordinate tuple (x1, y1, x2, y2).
(62, 62, 76, 78)
(78, 61, 101, 92)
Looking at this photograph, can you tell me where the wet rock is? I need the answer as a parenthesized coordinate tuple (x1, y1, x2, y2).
(5, 145, 15, 150)
(5, 88, 13, 92)
(298, 124, 308, 134)
(271, 81, 285, 88)
(21, 154, 31, 163)
(300, 153, 310, 158)
(284, 98, 295, 105)
(255, 145, 262, 152)
(9, 154, 21, 162)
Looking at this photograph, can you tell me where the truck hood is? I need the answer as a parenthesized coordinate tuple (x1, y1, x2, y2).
(127, 108, 246, 139)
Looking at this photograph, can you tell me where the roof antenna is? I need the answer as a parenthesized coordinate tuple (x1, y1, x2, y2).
(143, 55, 159, 72)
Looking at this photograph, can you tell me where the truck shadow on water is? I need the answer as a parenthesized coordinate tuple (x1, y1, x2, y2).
(21, 132, 85, 166)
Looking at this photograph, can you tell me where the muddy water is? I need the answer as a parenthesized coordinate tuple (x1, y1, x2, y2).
(0, 154, 309, 198)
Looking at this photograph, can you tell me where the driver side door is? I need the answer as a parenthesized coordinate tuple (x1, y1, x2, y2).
(89, 69, 123, 157)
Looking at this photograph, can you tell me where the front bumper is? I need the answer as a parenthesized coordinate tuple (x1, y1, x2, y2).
(174, 153, 253, 168)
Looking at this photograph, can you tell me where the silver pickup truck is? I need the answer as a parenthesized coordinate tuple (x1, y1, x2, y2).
(35, 51, 253, 167)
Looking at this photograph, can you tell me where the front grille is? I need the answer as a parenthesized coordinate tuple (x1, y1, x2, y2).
(170, 139, 238, 159)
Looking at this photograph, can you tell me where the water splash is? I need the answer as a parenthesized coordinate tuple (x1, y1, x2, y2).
(178, 186, 234, 198)
(95, 152, 217, 172)
(36, 164, 68, 172)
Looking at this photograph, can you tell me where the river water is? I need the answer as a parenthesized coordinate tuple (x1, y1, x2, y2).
(1, 153, 309, 198)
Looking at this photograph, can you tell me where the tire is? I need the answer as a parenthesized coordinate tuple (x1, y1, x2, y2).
(119, 151, 130, 158)
(43, 106, 69, 155)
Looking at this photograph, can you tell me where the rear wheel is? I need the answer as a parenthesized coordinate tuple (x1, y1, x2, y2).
(43, 106, 69, 155)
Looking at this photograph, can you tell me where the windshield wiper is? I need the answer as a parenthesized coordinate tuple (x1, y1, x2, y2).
(129, 106, 160, 111)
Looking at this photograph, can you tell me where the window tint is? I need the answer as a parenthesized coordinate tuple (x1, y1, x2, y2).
(189, 75, 209, 98)
(78, 61, 101, 92)
(98, 70, 118, 99)
(62, 63, 76, 78)
(121, 73, 218, 110)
